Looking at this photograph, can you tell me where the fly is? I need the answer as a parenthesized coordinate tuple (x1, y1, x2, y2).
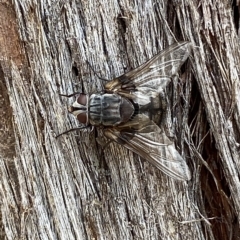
(57, 41, 192, 181)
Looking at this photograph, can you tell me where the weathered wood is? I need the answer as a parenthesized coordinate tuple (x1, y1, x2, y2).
(0, 0, 239, 239)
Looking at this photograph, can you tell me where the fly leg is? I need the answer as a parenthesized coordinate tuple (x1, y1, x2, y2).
(59, 92, 81, 98)
(55, 126, 91, 138)
(96, 133, 115, 189)
(96, 136, 113, 154)
(86, 60, 110, 81)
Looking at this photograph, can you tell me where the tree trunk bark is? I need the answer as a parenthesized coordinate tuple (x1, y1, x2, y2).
(0, 0, 239, 239)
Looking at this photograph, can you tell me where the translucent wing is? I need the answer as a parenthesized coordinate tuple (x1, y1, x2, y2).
(103, 114, 191, 181)
(105, 41, 192, 105)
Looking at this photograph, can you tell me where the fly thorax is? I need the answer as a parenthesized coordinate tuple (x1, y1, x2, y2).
(89, 93, 134, 126)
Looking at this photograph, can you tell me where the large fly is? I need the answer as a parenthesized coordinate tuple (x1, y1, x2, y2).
(57, 41, 192, 181)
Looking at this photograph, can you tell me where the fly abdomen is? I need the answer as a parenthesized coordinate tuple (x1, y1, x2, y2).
(89, 93, 134, 126)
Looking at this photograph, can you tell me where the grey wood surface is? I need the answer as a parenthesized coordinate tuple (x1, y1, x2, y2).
(0, 0, 239, 239)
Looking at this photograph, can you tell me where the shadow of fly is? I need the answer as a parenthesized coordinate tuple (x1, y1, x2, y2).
(57, 41, 192, 181)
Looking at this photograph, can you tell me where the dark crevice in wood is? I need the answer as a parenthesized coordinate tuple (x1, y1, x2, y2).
(188, 79, 234, 240)
(232, 0, 240, 33)
(0, 65, 16, 159)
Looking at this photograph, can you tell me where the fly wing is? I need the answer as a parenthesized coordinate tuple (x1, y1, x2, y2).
(103, 114, 191, 181)
(105, 41, 192, 105)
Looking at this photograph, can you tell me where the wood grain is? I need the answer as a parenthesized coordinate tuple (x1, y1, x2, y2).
(0, 0, 239, 239)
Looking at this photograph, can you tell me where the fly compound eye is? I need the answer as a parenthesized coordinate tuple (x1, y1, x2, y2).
(77, 94, 87, 105)
(77, 112, 88, 124)
(70, 94, 89, 125)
